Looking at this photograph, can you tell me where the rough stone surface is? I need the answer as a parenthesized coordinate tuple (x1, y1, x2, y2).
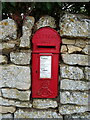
(67, 45, 82, 53)
(0, 19, 17, 40)
(61, 45, 67, 53)
(60, 13, 90, 38)
(62, 39, 75, 45)
(60, 65, 84, 80)
(82, 45, 89, 54)
(20, 16, 35, 48)
(59, 105, 88, 115)
(10, 50, 31, 65)
(75, 39, 87, 48)
(35, 16, 56, 30)
(85, 67, 90, 80)
(14, 109, 63, 118)
(2, 89, 31, 101)
(64, 112, 90, 120)
(0, 97, 32, 108)
(0, 42, 15, 50)
(20, 33, 31, 48)
(60, 79, 90, 90)
(33, 99, 57, 109)
(62, 54, 88, 66)
(2, 114, 13, 118)
(0, 55, 7, 64)
(60, 91, 88, 105)
(0, 113, 1, 119)
(0, 65, 31, 90)
(0, 106, 16, 113)
(22, 16, 35, 34)
(0, 90, 1, 96)
(20, 36, 31, 49)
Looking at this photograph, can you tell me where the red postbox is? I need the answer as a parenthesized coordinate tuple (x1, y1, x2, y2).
(32, 27, 61, 98)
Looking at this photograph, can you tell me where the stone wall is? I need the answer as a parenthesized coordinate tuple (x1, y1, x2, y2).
(0, 14, 90, 119)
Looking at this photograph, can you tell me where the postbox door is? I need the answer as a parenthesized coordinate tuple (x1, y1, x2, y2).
(32, 53, 59, 98)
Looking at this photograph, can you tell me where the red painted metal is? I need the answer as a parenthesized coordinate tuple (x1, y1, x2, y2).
(32, 27, 61, 98)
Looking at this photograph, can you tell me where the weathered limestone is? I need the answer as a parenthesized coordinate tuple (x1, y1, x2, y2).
(0, 19, 17, 40)
(59, 105, 88, 115)
(60, 91, 88, 105)
(35, 16, 56, 30)
(0, 90, 1, 96)
(10, 50, 31, 65)
(61, 45, 67, 53)
(0, 65, 31, 90)
(62, 39, 75, 45)
(14, 109, 63, 119)
(75, 39, 87, 48)
(60, 79, 90, 90)
(62, 54, 88, 66)
(64, 112, 90, 120)
(0, 97, 32, 108)
(60, 65, 84, 80)
(2, 89, 31, 101)
(85, 67, 90, 80)
(33, 99, 57, 109)
(20, 33, 31, 48)
(0, 106, 16, 113)
(22, 16, 35, 34)
(82, 45, 89, 54)
(0, 113, 2, 120)
(2, 114, 13, 118)
(0, 55, 7, 64)
(67, 45, 82, 53)
(20, 16, 35, 48)
(60, 13, 90, 38)
(0, 42, 15, 51)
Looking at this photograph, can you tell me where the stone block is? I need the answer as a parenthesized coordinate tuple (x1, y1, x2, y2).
(60, 91, 88, 105)
(60, 65, 84, 80)
(22, 16, 35, 34)
(75, 39, 86, 48)
(2, 114, 13, 118)
(59, 13, 90, 38)
(0, 42, 15, 51)
(67, 45, 82, 53)
(59, 105, 88, 115)
(10, 50, 31, 65)
(20, 34, 31, 48)
(0, 19, 17, 40)
(60, 79, 90, 90)
(64, 112, 90, 120)
(85, 67, 90, 80)
(0, 65, 31, 90)
(61, 45, 67, 53)
(0, 90, 1, 96)
(20, 16, 35, 48)
(35, 16, 56, 30)
(2, 88, 31, 101)
(0, 106, 16, 113)
(62, 54, 88, 66)
(33, 99, 57, 109)
(14, 109, 63, 119)
(82, 45, 90, 54)
(0, 55, 7, 64)
(62, 39, 75, 45)
(0, 97, 32, 108)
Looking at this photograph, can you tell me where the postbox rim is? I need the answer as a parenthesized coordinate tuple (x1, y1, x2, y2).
(32, 27, 61, 53)
(32, 26, 62, 43)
